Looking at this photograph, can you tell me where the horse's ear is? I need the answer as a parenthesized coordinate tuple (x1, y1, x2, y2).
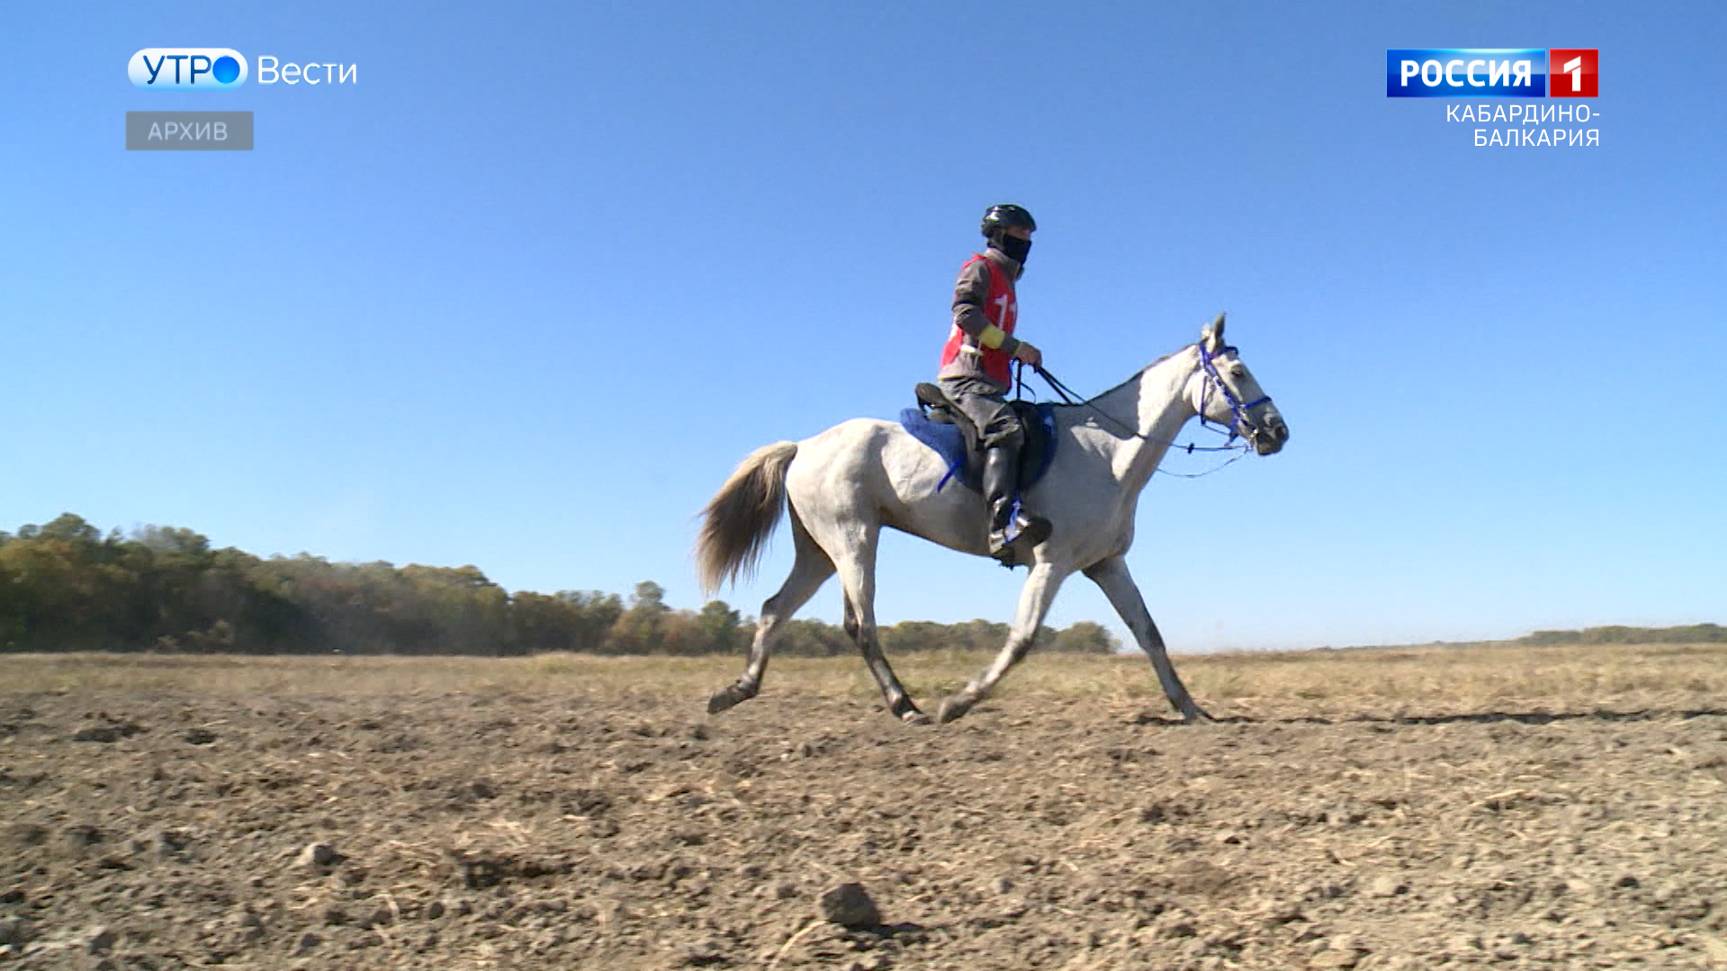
(1201, 312, 1227, 352)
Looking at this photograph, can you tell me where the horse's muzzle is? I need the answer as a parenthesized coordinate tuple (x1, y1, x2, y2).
(1251, 418, 1290, 456)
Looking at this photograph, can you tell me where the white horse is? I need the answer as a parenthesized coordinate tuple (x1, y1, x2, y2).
(695, 314, 1288, 724)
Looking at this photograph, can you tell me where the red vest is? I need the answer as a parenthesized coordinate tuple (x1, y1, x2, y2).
(940, 253, 1017, 387)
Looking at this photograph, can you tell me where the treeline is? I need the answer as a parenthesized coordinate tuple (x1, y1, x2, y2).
(0, 514, 1117, 656)
(1518, 624, 1725, 646)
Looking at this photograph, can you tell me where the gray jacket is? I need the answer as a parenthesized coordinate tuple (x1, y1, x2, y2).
(937, 246, 1023, 391)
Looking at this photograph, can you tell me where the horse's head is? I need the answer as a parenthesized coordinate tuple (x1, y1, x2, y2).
(1187, 313, 1289, 456)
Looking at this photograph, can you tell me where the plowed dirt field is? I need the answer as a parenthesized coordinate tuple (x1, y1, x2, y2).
(3, 644, 1724, 969)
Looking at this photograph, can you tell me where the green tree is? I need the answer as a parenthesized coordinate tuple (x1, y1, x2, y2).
(607, 580, 672, 653)
(1047, 621, 1119, 654)
(0, 514, 1153, 658)
(777, 618, 852, 656)
(694, 600, 747, 655)
(560, 591, 624, 650)
(631, 581, 667, 612)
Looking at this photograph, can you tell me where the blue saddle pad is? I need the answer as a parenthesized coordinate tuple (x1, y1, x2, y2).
(898, 403, 1058, 494)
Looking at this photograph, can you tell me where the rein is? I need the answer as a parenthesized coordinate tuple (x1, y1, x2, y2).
(1012, 346, 1269, 478)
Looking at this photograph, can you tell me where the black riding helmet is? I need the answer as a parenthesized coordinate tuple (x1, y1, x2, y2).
(980, 204, 1036, 241)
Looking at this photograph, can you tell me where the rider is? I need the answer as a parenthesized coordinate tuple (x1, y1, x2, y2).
(938, 203, 1051, 565)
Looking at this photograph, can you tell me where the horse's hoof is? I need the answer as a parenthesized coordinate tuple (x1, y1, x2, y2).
(1180, 704, 1215, 724)
(707, 684, 753, 715)
(936, 695, 973, 724)
(889, 696, 929, 725)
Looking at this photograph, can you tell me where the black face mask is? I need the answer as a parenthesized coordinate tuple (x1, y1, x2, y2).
(996, 234, 1032, 265)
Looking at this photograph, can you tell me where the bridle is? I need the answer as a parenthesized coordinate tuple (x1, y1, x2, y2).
(1196, 341, 1274, 446)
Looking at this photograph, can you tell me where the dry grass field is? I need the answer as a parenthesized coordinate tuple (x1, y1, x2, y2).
(3, 642, 1725, 969)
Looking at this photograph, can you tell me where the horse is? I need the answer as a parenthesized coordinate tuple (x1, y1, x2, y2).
(695, 313, 1288, 724)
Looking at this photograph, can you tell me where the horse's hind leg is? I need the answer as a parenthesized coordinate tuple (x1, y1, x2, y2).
(707, 512, 833, 714)
(830, 526, 925, 724)
(844, 591, 926, 724)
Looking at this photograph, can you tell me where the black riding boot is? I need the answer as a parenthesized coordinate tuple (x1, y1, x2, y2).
(983, 444, 1051, 566)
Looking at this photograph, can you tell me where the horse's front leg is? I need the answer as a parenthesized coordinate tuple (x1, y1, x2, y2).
(937, 562, 1070, 723)
(1083, 556, 1212, 722)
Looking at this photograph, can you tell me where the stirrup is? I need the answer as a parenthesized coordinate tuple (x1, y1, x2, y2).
(989, 515, 1051, 567)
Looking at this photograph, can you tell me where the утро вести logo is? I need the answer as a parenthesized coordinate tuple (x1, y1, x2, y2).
(127, 49, 355, 89)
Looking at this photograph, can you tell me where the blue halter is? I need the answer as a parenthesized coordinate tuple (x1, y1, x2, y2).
(1197, 342, 1272, 444)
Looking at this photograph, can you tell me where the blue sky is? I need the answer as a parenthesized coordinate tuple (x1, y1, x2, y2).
(3, 2, 1722, 651)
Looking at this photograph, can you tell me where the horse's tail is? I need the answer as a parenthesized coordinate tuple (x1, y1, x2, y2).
(696, 441, 798, 595)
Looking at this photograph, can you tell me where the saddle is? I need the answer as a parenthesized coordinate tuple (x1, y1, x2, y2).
(898, 383, 1057, 495)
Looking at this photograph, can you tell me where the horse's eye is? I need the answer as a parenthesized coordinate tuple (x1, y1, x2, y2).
(1230, 367, 1245, 379)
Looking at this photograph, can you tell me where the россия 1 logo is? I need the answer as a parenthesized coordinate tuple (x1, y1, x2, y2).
(1386, 48, 1601, 149)
(129, 48, 249, 89)
(1386, 49, 1598, 98)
